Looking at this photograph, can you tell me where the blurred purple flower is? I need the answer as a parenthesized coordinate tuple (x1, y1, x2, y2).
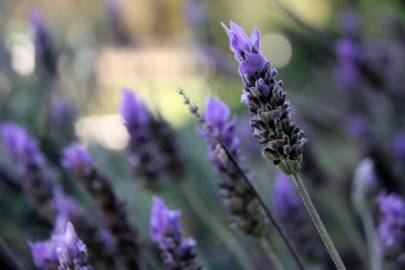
(392, 132, 405, 158)
(120, 89, 150, 131)
(29, 10, 57, 74)
(0, 123, 43, 166)
(62, 144, 94, 176)
(29, 240, 58, 270)
(377, 193, 405, 261)
(151, 197, 202, 270)
(335, 38, 361, 88)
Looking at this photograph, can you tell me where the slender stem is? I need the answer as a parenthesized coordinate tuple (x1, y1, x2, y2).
(0, 239, 25, 270)
(360, 209, 382, 270)
(218, 142, 306, 270)
(291, 172, 346, 270)
(260, 236, 286, 270)
(180, 184, 255, 270)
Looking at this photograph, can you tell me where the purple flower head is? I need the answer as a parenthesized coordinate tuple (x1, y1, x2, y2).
(28, 9, 57, 74)
(120, 89, 150, 132)
(52, 222, 92, 269)
(272, 173, 301, 218)
(202, 97, 239, 152)
(62, 144, 94, 176)
(151, 197, 183, 243)
(29, 240, 58, 269)
(377, 193, 405, 259)
(392, 132, 405, 158)
(336, 38, 359, 61)
(222, 22, 268, 81)
(150, 197, 201, 269)
(0, 123, 43, 166)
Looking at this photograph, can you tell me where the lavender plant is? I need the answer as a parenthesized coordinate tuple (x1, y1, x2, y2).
(30, 222, 93, 270)
(62, 144, 145, 270)
(200, 96, 266, 236)
(222, 21, 346, 269)
(0, 123, 116, 267)
(151, 197, 203, 270)
(120, 89, 185, 187)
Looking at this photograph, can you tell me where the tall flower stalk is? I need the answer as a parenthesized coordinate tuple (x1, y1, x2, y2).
(62, 144, 145, 270)
(222, 21, 346, 270)
(179, 90, 305, 270)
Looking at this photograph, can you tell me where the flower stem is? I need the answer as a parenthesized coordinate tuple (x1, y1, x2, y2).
(291, 172, 346, 270)
(260, 236, 286, 270)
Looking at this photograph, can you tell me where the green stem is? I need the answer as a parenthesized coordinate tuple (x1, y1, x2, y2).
(180, 184, 255, 270)
(360, 209, 382, 270)
(259, 236, 286, 270)
(291, 172, 347, 270)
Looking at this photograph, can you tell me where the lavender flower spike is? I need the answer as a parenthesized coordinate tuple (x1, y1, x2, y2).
(222, 21, 306, 175)
(62, 144, 144, 270)
(377, 193, 405, 265)
(0, 123, 53, 217)
(120, 89, 162, 187)
(52, 222, 93, 270)
(273, 173, 323, 261)
(201, 96, 266, 236)
(151, 197, 203, 270)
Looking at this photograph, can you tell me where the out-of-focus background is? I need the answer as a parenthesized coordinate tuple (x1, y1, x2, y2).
(1, 0, 405, 269)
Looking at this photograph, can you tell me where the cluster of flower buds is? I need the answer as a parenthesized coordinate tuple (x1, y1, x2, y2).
(62, 144, 144, 270)
(120, 89, 184, 188)
(151, 197, 203, 270)
(222, 22, 306, 175)
(200, 97, 266, 236)
(0, 123, 54, 217)
(377, 193, 405, 265)
(30, 222, 93, 270)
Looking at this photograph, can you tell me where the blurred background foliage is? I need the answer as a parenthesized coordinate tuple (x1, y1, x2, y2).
(1, 0, 405, 269)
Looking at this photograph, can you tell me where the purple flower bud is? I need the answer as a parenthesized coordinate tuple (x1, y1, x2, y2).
(62, 144, 94, 176)
(377, 193, 405, 262)
(120, 89, 150, 132)
(221, 21, 261, 63)
(151, 197, 202, 270)
(29, 240, 58, 270)
(52, 222, 92, 270)
(0, 123, 43, 166)
(28, 10, 57, 74)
